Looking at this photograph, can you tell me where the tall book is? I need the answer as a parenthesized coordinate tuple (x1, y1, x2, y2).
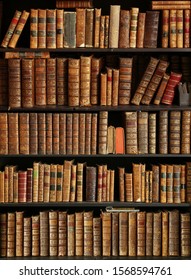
(0, 59, 8, 107)
(152, 212, 162, 256)
(21, 59, 35, 108)
(181, 110, 190, 154)
(125, 112, 138, 154)
(0, 113, 8, 155)
(128, 211, 137, 256)
(169, 111, 181, 154)
(169, 9, 177, 48)
(58, 211, 67, 256)
(138, 111, 148, 154)
(19, 113, 29, 155)
(75, 212, 83, 256)
(101, 211, 111, 256)
(145, 212, 153, 256)
(160, 164, 167, 203)
(143, 11, 160, 48)
(136, 12, 146, 48)
(23, 217, 31, 257)
(56, 58, 68, 106)
(168, 210, 180, 256)
(119, 57, 133, 105)
(46, 58, 56, 105)
(119, 9, 130, 48)
(184, 9, 190, 48)
(109, 5, 120, 48)
(180, 212, 191, 257)
(119, 212, 128, 256)
(35, 58, 47, 106)
(76, 8, 86, 48)
(39, 211, 49, 257)
(85, 8, 94, 47)
(7, 212, 15, 257)
(64, 11, 76, 48)
(153, 73, 170, 105)
(68, 58, 80, 106)
(80, 55, 92, 106)
(93, 217, 101, 256)
(94, 8, 101, 48)
(8, 59, 21, 108)
(46, 9, 56, 49)
(162, 211, 169, 256)
(137, 211, 146, 256)
(129, 7, 139, 48)
(38, 9, 46, 48)
(98, 111, 108, 154)
(86, 166, 97, 202)
(67, 213, 75, 256)
(159, 110, 169, 154)
(56, 9, 64, 48)
(8, 113, 19, 154)
(133, 163, 142, 202)
(161, 9, 169, 48)
(83, 211, 93, 256)
(49, 211, 58, 256)
(30, 9, 38, 48)
(176, 9, 183, 48)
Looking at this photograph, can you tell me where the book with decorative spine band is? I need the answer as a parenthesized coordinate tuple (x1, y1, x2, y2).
(46, 9, 56, 49)
(129, 7, 139, 48)
(125, 112, 138, 154)
(38, 9, 46, 48)
(30, 9, 38, 48)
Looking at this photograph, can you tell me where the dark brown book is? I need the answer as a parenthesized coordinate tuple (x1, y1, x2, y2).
(0, 213, 6, 257)
(180, 212, 191, 257)
(138, 111, 148, 154)
(143, 11, 160, 48)
(38, 113, 46, 155)
(153, 73, 170, 105)
(119, 9, 130, 48)
(26, 168, 33, 203)
(29, 113, 38, 154)
(137, 211, 146, 256)
(86, 166, 97, 202)
(50, 164, 57, 202)
(111, 212, 119, 256)
(46, 9, 56, 49)
(18, 170, 27, 203)
(85, 113, 92, 155)
(46, 113, 53, 155)
(168, 210, 180, 256)
(7, 212, 15, 257)
(35, 58, 47, 106)
(39, 211, 49, 256)
(93, 217, 101, 256)
(146, 212, 153, 256)
(46, 58, 56, 105)
(94, 8, 101, 48)
(0, 59, 8, 106)
(91, 56, 103, 105)
(56, 58, 68, 106)
(166, 164, 173, 203)
(85, 8, 94, 47)
(0, 113, 8, 154)
(125, 112, 138, 154)
(56, 9, 64, 48)
(8, 58, 21, 108)
(56, 0, 93, 8)
(53, 113, 59, 155)
(136, 12, 146, 48)
(119, 212, 128, 256)
(59, 113, 66, 155)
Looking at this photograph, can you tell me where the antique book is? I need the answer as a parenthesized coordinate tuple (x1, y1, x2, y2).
(118, 167, 125, 202)
(101, 211, 111, 256)
(94, 8, 101, 48)
(184, 9, 190, 48)
(29, 113, 38, 154)
(148, 113, 156, 154)
(53, 113, 59, 155)
(0, 171, 4, 202)
(97, 165, 103, 202)
(176, 9, 183, 48)
(86, 166, 97, 202)
(38, 9, 47, 48)
(112, 68, 119, 106)
(166, 164, 173, 203)
(93, 217, 101, 256)
(106, 67, 112, 106)
(66, 113, 73, 154)
(107, 125, 115, 154)
(109, 5, 120, 48)
(104, 15, 109, 48)
(23, 217, 31, 257)
(91, 57, 103, 105)
(85, 8, 94, 47)
(138, 111, 148, 154)
(129, 7, 139, 48)
(153, 73, 170, 105)
(0, 59, 8, 107)
(145, 212, 153, 256)
(180, 164, 186, 203)
(98, 111, 108, 154)
(119, 57, 133, 105)
(186, 162, 191, 202)
(18, 170, 27, 203)
(59, 113, 66, 154)
(137, 211, 146, 256)
(64, 11, 76, 48)
(13, 171, 18, 203)
(99, 15, 105, 48)
(8, 10, 30, 48)
(0, 213, 6, 257)
(38, 162, 44, 202)
(76, 8, 86, 48)
(119, 9, 130, 48)
(39, 211, 49, 256)
(131, 57, 159, 105)
(56, 0, 93, 8)
(19, 113, 29, 155)
(15, 211, 24, 257)
(38, 113, 46, 154)
(168, 210, 180, 256)
(143, 11, 160, 48)
(151, 1, 191, 9)
(160, 164, 167, 203)
(30, 9, 38, 48)
(67, 213, 75, 256)
(56, 57, 68, 106)
(152, 212, 162, 256)
(91, 113, 98, 155)
(169, 9, 177, 48)
(0, 113, 8, 154)
(58, 211, 67, 256)
(159, 110, 168, 154)
(111, 212, 119, 256)
(136, 12, 146, 48)
(68, 58, 80, 106)
(56, 164, 63, 202)
(32, 215, 40, 257)
(7, 212, 15, 257)
(133, 163, 142, 202)
(181, 110, 191, 154)
(161, 9, 169, 48)
(169, 111, 181, 154)
(180, 212, 191, 257)
(46, 9, 56, 49)
(72, 113, 79, 155)
(63, 160, 72, 202)
(46, 58, 56, 105)
(102, 164, 108, 201)
(173, 164, 181, 203)
(115, 127, 125, 154)
(21, 59, 35, 108)
(100, 72, 107, 105)
(162, 211, 169, 256)
(125, 173, 133, 202)
(32, 161, 39, 202)
(49, 211, 58, 256)
(43, 163, 50, 202)
(80, 55, 92, 106)
(35, 58, 47, 106)
(119, 212, 128, 256)
(56, 9, 64, 48)
(125, 112, 138, 154)
(8, 113, 19, 154)
(75, 212, 83, 256)
(76, 162, 85, 202)
(128, 211, 137, 256)
(49, 164, 57, 202)
(1, 10, 22, 48)
(79, 113, 85, 154)
(83, 211, 93, 256)
(8, 58, 21, 108)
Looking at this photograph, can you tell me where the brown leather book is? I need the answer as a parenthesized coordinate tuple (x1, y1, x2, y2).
(98, 111, 108, 154)
(0, 213, 6, 257)
(35, 58, 47, 106)
(8, 113, 19, 154)
(100, 72, 107, 105)
(111, 212, 119, 256)
(101, 211, 111, 256)
(0, 59, 8, 106)
(56, 9, 64, 48)
(80, 55, 92, 106)
(68, 58, 80, 106)
(148, 113, 156, 154)
(58, 211, 67, 256)
(186, 162, 191, 202)
(125, 112, 138, 154)
(153, 211, 162, 256)
(159, 110, 168, 154)
(129, 7, 139, 48)
(93, 217, 101, 256)
(128, 211, 137, 256)
(112, 68, 119, 106)
(38, 113, 46, 155)
(169, 9, 177, 48)
(94, 8, 101, 48)
(146, 212, 153, 256)
(32, 215, 40, 256)
(169, 111, 181, 154)
(49, 211, 58, 256)
(119, 9, 130, 48)
(67, 213, 75, 256)
(107, 125, 115, 154)
(104, 15, 109, 48)
(43, 163, 50, 202)
(49, 164, 57, 202)
(59, 113, 66, 155)
(102, 164, 108, 202)
(161, 72, 182, 105)
(180, 164, 186, 203)
(63, 160, 72, 202)
(137, 12, 146, 48)
(160, 164, 167, 203)
(99, 15, 105, 48)
(30, 9, 38, 48)
(138, 111, 148, 154)
(106, 169, 112, 201)
(144, 11, 160, 48)
(15, 211, 24, 257)
(0, 171, 4, 202)
(161, 9, 169, 48)
(29, 113, 38, 154)
(109, 5, 121, 48)
(64, 11, 76, 48)
(86, 166, 97, 202)
(85, 8, 94, 47)
(75, 212, 84, 256)
(91, 56, 103, 105)
(168, 210, 180, 256)
(79, 113, 85, 154)
(76, 8, 86, 48)
(162, 211, 169, 256)
(56, 0, 93, 8)
(91, 113, 98, 155)
(13, 171, 18, 203)
(4, 166, 9, 203)
(26, 167, 33, 203)
(119, 212, 128, 256)
(8, 58, 21, 108)
(56, 164, 64, 202)
(84, 211, 93, 256)
(0, 113, 8, 154)
(46, 9, 56, 49)
(97, 165, 103, 202)
(125, 173, 133, 202)
(153, 73, 170, 105)
(38, 9, 46, 48)
(106, 67, 112, 105)
(18, 170, 27, 203)
(119, 57, 133, 105)
(39, 211, 49, 256)
(180, 212, 191, 257)
(46, 58, 56, 105)
(66, 113, 73, 154)
(137, 211, 146, 256)
(23, 217, 31, 256)
(166, 164, 173, 203)
(56, 58, 68, 106)
(53, 113, 59, 155)
(76, 162, 85, 202)
(7, 212, 16, 257)
(38, 162, 44, 202)
(181, 110, 191, 154)
(21, 59, 35, 108)
(118, 167, 125, 202)
(32, 162, 40, 202)
(173, 164, 181, 203)
(72, 113, 79, 155)
(133, 163, 142, 202)
(19, 113, 29, 155)
(176, 9, 183, 48)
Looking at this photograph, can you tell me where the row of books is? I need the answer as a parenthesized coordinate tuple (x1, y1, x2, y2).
(0, 209, 190, 257)
(1, 110, 191, 155)
(1, 160, 191, 203)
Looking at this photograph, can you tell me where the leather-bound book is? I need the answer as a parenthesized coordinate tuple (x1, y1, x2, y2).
(169, 10, 177, 48)
(160, 164, 167, 203)
(56, 164, 64, 202)
(186, 162, 191, 202)
(0, 171, 4, 202)
(169, 111, 181, 154)
(8, 58, 21, 108)
(68, 58, 80, 106)
(23, 217, 31, 256)
(161, 9, 169, 48)
(99, 15, 105, 48)
(0, 113, 8, 154)
(180, 212, 191, 257)
(64, 11, 76, 48)
(8, 113, 19, 154)
(125, 173, 133, 202)
(148, 113, 156, 154)
(38, 113, 46, 154)
(141, 164, 146, 202)
(137, 211, 146, 256)
(18, 170, 27, 203)
(107, 125, 115, 154)
(15, 211, 24, 257)
(166, 164, 173, 203)
(100, 72, 107, 105)
(75, 212, 84, 256)
(19, 113, 29, 155)
(46, 9, 56, 49)
(32, 215, 40, 257)
(43, 163, 50, 202)
(0, 213, 6, 257)
(119, 10, 130, 48)
(173, 164, 181, 203)
(86, 166, 97, 202)
(94, 8, 101, 48)
(8, 165, 17, 203)
(21, 59, 35, 108)
(76, 8, 86, 48)
(180, 164, 186, 203)
(63, 160, 72, 202)
(56, 58, 68, 106)
(118, 167, 125, 202)
(35, 58, 46, 106)
(93, 217, 101, 256)
(153, 211, 162, 256)
(4, 166, 9, 202)
(58, 211, 67, 256)
(8, 10, 30, 48)
(85, 8, 94, 47)
(109, 5, 120, 48)
(79, 113, 85, 154)
(29, 113, 38, 154)
(162, 211, 169, 256)
(176, 9, 183, 48)
(125, 112, 138, 154)
(119, 212, 128, 256)
(1, 10, 22, 48)
(129, 7, 139, 48)
(50, 164, 57, 202)
(119, 57, 133, 105)
(66, 113, 73, 154)
(111, 212, 119, 256)
(70, 164, 77, 201)
(159, 111, 168, 154)
(7, 212, 15, 257)
(141, 59, 169, 105)
(38, 9, 46, 48)
(181, 111, 191, 154)
(13, 171, 18, 203)
(106, 67, 112, 106)
(46, 113, 52, 155)
(136, 12, 146, 48)
(30, 9, 38, 48)
(59, 113, 66, 154)
(56, 9, 64, 48)
(184, 9, 190, 48)
(67, 213, 75, 256)
(72, 113, 79, 155)
(39, 211, 49, 256)
(128, 211, 137, 256)
(133, 163, 142, 202)
(49, 211, 58, 256)
(131, 57, 159, 105)
(46, 58, 56, 105)
(138, 111, 148, 154)
(98, 111, 108, 154)
(162, 72, 182, 104)
(146, 212, 153, 256)
(112, 68, 119, 106)
(38, 162, 44, 202)
(102, 164, 107, 201)
(143, 11, 160, 48)
(101, 211, 111, 256)
(0, 59, 8, 106)
(104, 15, 109, 48)
(97, 165, 103, 202)
(80, 55, 92, 106)
(84, 211, 93, 256)
(56, 0, 93, 8)
(91, 113, 98, 155)
(153, 73, 170, 105)
(32, 162, 39, 202)
(53, 113, 59, 155)
(91, 56, 103, 105)
(168, 210, 180, 256)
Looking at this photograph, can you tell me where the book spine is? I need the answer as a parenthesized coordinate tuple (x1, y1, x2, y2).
(35, 58, 47, 106)
(98, 111, 108, 154)
(109, 5, 120, 48)
(0, 113, 8, 154)
(76, 8, 86, 48)
(8, 113, 19, 154)
(184, 9, 190, 48)
(161, 9, 169, 48)
(68, 58, 80, 106)
(181, 110, 190, 154)
(56, 58, 68, 106)
(49, 211, 58, 256)
(23, 217, 31, 256)
(94, 8, 101, 48)
(136, 12, 146, 48)
(80, 55, 91, 106)
(85, 9, 94, 47)
(119, 57, 133, 105)
(176, 9, 183, 48)
(8, 58, 21, 108)
(84, 211, 93, 256)
(46, 9, 56, 49)
(129, 7, 139, 48)
(30, 9, 38, 48)
(93, 217, 101, 256)
(64, 11, 76, 48)
(119, 212, 128, 256)
(19, 113, 29, 155)
(38, 9, 46, 48)
(56, 9, 64, 48)
(169, 111, 181, 154)
(75, 212, 83, 256)
(21, 58, 35, 108)
(125, 112, 138, 154)
(46, 58, 56, 105)
(39, 211, 49, 256)
(119, 9, 130, 48)
(99, 15, 105, 48)
(58, 211, 67, 256)
(0, 59, 8, 107)
(101, 212, 111, 256)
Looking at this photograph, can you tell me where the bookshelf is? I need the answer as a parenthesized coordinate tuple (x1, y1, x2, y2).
(0, 0, 191, 259)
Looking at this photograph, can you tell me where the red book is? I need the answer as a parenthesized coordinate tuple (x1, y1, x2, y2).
(18, 170, 27, 202)
(161, 72, 182, 105)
